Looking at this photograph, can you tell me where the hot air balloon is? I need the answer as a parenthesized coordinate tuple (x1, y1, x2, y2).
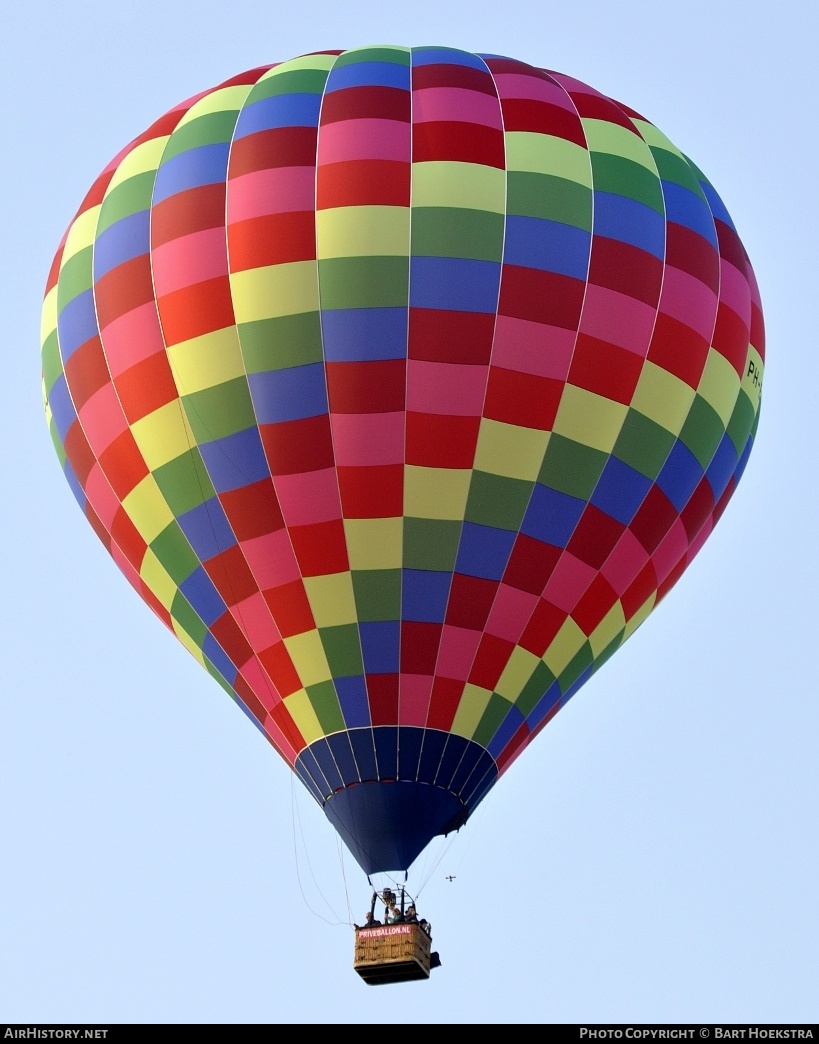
(41, 46, 764, 886)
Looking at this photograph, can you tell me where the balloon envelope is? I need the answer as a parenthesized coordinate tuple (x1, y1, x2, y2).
(41, 47, 764, 874)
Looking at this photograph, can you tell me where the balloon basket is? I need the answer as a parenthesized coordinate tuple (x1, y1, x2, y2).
(353, 923, 433, 985)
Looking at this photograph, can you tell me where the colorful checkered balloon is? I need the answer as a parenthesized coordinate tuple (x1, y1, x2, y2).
(41, 47, 764, 874)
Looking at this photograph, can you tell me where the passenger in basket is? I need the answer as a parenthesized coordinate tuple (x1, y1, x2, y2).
(358, 911, 382, 930)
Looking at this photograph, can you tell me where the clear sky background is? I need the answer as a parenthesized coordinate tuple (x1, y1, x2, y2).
(2, 0, 816, 1025)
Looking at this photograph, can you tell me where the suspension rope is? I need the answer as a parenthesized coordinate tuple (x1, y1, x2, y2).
(414, 832, 458, 897)
(289, 775, 346, 927)
(336, 833, 355, 926)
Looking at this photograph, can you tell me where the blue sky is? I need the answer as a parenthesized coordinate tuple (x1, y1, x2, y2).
(2, 0, 816, 1024)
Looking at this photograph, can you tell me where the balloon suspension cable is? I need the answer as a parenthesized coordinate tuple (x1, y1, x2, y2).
(412, 797, 489, 897)
(335, 833, 354, 926)
(289, 774, 346, 927)
(447, 796, 489, 879)
(414, 831, 459, 898)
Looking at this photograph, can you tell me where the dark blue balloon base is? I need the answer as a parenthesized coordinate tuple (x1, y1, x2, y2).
(324, 780, 467, 874)
(294, 727, 498, 875)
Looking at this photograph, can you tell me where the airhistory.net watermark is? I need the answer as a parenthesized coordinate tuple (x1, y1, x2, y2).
(4, 1031, 108, 1039)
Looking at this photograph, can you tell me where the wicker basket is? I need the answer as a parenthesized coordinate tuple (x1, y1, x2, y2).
(353, 923, 432, 985)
